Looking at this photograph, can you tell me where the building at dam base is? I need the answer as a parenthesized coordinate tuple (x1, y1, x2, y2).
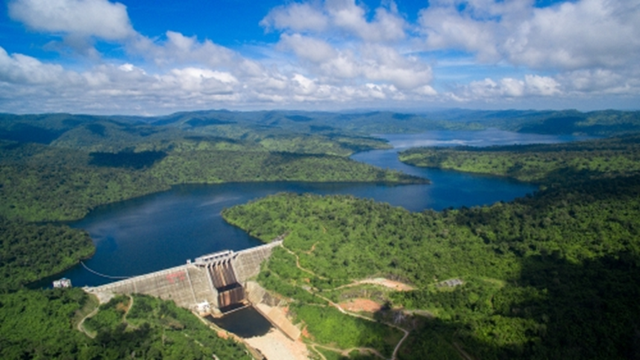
(85, 239, 283, 316)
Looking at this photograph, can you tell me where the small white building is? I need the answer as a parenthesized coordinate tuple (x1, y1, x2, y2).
(53, 278, 72, 288)
(195, 300, 211, 315)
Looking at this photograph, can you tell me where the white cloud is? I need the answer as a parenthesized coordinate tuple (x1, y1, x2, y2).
(504, 0, 640, 69)
(0, 47, 77, 85)
(278, 34, 337, 63)
(3, 0, 640, 112)
(8, 0, 135, 40)
(161, 68, 237, 94)
(262, 0, 407, 42)
(524, 75, 560, 96)
(263, 1, 433, 91)
(118, 63, 136, 72)
(130, 31, 238, 68)
(291, 74, 316, 95)
(453, 74, 560, 100)
(282, 42, 433, 90)
(260, 2, 329, 32)
(325, 0, 406, 42)
(359, 44, 432, 89)
(419, 0, 640, 70)
(557, 69, 640, 95)
(0, 46, 436, 114)
(414, 85, 438, 96)
(419, 5, 502, 62)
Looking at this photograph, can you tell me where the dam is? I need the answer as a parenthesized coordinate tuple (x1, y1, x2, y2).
(85, 238, 283, 315)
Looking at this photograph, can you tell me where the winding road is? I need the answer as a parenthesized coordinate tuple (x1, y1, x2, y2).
(280, 244, 411, 360)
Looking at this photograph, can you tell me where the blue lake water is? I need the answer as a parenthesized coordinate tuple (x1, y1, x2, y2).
(53, 130, 590, 287)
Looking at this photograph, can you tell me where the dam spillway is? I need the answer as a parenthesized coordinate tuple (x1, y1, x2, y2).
(85, 239, 282, 314)
(206, 260, 245, 311)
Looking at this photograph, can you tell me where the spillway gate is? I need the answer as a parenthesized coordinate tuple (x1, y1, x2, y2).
(85, 239, 282, 314)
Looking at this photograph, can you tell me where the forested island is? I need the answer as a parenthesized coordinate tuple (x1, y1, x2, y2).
(2, 109, 640, 359)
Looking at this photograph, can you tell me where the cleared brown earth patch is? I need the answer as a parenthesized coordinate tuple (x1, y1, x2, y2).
(339, 298, 383, 313)
(368, 278, 414, 291)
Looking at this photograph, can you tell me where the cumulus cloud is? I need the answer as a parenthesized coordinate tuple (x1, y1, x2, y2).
(161, 68, 237, 94)
(504, 0, 640, 69)
(262, 0, 407, 42)
(0, 47, 77, 85)
(0, 45, 437, 114)
(419, 0, 640, 70)
(281, 41, 433, 89)
(266, 1, 432, 90)
(8, 0, 135, 40)
(2, 0, 640, 113)
(130, 31, 238, 68)
(278, 34, 337, 63)
(452, 74, 561, 101)
(324, 0, 406, 42)
(557, 68, 640, 95)
(261, 2, 329, 33)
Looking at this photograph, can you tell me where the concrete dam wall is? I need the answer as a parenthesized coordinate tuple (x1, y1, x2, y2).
(85, 240, 282, 313)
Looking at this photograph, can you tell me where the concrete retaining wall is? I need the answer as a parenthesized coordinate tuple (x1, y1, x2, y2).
(233, 240, 282, 283)
(86, 264, 218, 309)
(85, 240, 282, 311)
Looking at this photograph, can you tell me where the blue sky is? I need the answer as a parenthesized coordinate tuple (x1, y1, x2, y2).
(1, 0, 639, 115)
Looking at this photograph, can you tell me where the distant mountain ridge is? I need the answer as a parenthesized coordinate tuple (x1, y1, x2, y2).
(2, 109, 640, 147)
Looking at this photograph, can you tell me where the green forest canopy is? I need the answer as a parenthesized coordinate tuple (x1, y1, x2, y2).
(3, 110, 640, 358)
(0, 289, 250, 360)
(399, 133, 640, 183)
(222, 171, 640, 359)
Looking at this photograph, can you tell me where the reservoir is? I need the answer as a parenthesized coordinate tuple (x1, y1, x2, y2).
(58, 130, 588, 287)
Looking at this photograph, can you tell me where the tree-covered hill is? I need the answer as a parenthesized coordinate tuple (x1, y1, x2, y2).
(1, 111, 431, 222)
(3, 108, 640, 358)
(0, 289, 250, 360)
(141, 108, 640, 136)
(0, 140, 424, 222)
(223, 130, 640, 360)
(0, 111, 425, 358)
(222, 173, 640, 359)
(0, 218, 94, 291)
(399, 133, 640, 183)
(0, 112, 392, 156)
(4, 109, 640, 145)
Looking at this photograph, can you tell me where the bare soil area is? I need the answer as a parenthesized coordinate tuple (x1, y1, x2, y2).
(245, 329, 309, 360)
(339, 298, 383, 313)
(353, 278, 414, 291)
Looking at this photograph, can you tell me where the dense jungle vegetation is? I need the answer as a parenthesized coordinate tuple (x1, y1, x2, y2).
(3, 109, 640, 145)
(0, 217, 94, 291)
(134, 108, 640, 136)
(2, 109, 640, 358)
(0, 289, 250, 359)
(0, 111, 423, 359)
(223, 159, 640, 359)
(0, 140, 421, 222)
(399, 133, 640, 183)
(0, 113, 430, 222)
